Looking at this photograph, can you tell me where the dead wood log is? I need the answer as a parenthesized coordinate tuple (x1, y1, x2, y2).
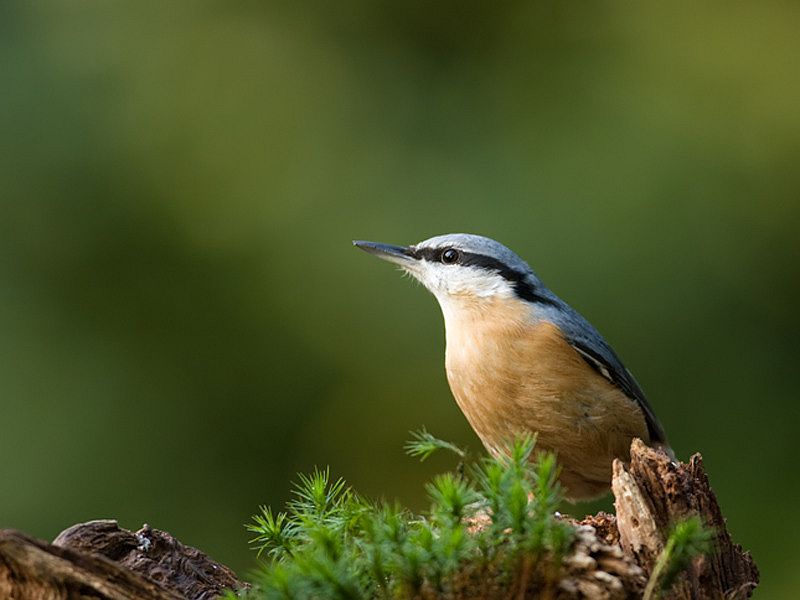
(611, 439, 759, 599)
(0, 529, 183, 600)
(53, 520, 245, 600)
(0, 521, 246, 600)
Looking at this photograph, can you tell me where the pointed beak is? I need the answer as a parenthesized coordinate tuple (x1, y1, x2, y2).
(353, 240, 415, 266)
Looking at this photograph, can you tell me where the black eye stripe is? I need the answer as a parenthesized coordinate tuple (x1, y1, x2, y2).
(408, 246, 560, 307)
(411, 247, 520, 273)
(409, 247, 445, 262)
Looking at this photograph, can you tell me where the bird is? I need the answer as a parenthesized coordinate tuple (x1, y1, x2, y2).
(354, 233, 671, 501)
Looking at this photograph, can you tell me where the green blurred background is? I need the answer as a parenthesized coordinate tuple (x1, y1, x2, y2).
(1, 2, 797, 596)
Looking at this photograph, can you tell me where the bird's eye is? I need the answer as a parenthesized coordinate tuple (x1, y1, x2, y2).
(441, 248, 460, 264)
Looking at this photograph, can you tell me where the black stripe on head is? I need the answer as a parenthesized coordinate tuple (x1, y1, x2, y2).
(409, 246, 559, 307)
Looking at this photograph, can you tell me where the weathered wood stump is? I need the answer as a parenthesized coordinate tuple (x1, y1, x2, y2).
(0, 440, 758, 599)
(610, 439, 758, 599)
(0, 521, 245, 599)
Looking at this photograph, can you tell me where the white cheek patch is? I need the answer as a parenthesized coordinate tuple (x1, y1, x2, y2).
(452, 268, 511, 298)
(414, 264, 514, 299)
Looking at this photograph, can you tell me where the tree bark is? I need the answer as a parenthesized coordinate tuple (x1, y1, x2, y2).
(0, 529, 183, 600)
(609, 439, 759, 599)
(0, 522, 245, 600)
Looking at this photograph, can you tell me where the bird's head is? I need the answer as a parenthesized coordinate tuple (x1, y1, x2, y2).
(354, 234, 555, 315)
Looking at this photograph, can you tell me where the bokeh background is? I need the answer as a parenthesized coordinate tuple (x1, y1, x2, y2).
(1, 2, 798, 596)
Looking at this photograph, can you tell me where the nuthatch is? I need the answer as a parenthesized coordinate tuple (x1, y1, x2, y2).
(354, 233, 671, 501)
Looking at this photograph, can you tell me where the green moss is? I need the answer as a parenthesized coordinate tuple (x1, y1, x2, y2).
(234, 432, 711, 599)
(233, 434, 573, 599)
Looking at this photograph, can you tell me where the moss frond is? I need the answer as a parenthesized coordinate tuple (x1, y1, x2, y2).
(242, 434, 577, 599)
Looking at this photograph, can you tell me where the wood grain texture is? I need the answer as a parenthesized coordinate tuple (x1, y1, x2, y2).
(54, 520, 245, 600)
(0, 529, 183, 600)
(0, 521, 245, 600)
(612, 439, 759, 599)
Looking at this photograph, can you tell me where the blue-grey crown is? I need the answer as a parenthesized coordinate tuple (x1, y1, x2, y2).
(415, 233, 533, 275)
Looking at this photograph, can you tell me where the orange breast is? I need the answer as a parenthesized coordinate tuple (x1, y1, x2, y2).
(443, 297, 649, 501)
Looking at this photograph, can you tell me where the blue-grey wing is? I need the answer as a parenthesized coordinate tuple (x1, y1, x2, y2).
(543, 302, 669, 446)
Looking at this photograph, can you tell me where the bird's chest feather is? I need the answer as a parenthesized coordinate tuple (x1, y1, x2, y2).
(443, 298, 549, 450)
(441, 297, 644, 458)
(444, 299, 558, 403)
